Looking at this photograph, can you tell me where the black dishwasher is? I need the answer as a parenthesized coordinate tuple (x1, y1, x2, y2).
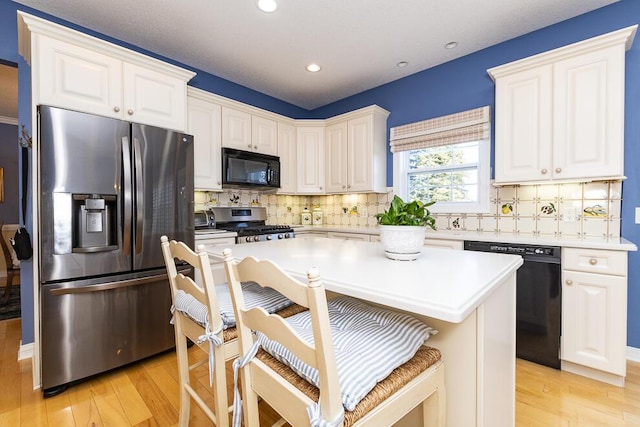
(464, 241, 562, 369)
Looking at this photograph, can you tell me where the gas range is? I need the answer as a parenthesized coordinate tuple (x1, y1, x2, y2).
(209, 206, 295, 244)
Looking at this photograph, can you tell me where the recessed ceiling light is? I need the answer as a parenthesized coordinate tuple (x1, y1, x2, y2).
(306, 63, 321, 73)
(257, 0, 277, 13)
(445, 41, 458, 49)
(396, 61, 408, 68)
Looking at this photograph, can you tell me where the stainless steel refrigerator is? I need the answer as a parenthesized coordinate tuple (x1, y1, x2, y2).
(38, 105, 194, 396)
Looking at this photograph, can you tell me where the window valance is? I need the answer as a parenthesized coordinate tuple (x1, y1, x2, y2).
(390, 106, 491, 153)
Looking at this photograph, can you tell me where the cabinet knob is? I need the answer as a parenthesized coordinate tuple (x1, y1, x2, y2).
(589, 258, 598, 265)
(342, 186, 346, 189)
(248, 144, 252, 148)
(254, 145, 258, 149)
(555, 167, 562, 173)
(319, 186, 323, 190)
(113, 106, 120, 113)
(127, 109, 134, 115)
(566, 279, 573, 286)
(541, 168, 548, 174)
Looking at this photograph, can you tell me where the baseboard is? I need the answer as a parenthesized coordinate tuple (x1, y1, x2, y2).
(628, 346, 640, 362)
(18, 341, 33, 361)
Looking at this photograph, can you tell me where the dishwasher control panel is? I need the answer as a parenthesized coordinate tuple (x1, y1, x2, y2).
(464, 241, 561, 259)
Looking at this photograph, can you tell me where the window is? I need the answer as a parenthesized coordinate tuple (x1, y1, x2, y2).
(391, 106, 491, 214)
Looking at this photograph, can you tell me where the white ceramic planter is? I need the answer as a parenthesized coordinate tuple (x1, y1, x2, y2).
(379, 225, 426, 261)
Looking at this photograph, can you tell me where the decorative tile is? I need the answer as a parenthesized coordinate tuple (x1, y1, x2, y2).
(582, 217, 608, 237)
(499, 202, 514, 216)
(610, 182, 622, 200)
(584, 182, 608, 200)
(539, 202, 558, 217)
(558, 218, 582, 238)
(479, 215, 498, 233)
(559, 182, 583, 200)
(537, 184, 559, 201)
(537, 217, 558, 236)
(517, 200, 537, 217)
(517, 185, 537, 201)
(582, 203, 607, 218)
(608, 218, 621, 237)
(497, 217, 516, 233)
(498, 186, 517, 201)
(516, 218, 536, 236)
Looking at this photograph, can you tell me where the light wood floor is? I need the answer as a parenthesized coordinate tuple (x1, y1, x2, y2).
(2, 317, 640, 426)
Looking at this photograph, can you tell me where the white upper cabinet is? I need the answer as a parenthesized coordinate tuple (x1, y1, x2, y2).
(221, 106, 278, 156)
(188, 89, 222, 191)
(221, 106, 252, 151)
(325, 106, 390, 194)
(489, 26, 637, 184)
(296, 125, 325, 194)
(325, 122, 349, 193)
(252, 116, 278, 156)
(277, 122, 297, 194)
(19, 12, 195, 132)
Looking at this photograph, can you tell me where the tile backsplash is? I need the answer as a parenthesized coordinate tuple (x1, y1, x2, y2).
(195, 181, 622, 238)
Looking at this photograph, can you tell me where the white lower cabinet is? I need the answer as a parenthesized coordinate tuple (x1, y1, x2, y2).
(424, 239, 463, 250)
(561, 247, 628, 384)
(326, 232, 370, 241)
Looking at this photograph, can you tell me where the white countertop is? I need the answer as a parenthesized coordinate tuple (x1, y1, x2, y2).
(208, 237, 523, 323)
(291, 225, 637, 251)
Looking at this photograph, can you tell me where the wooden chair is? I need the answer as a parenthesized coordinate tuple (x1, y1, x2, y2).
(0, 221, 20, 306)
(160, 236, 305, 426)
(223, 248, 446, 427)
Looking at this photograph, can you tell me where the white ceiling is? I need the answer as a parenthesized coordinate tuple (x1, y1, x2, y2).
(12, 0, 617, 110)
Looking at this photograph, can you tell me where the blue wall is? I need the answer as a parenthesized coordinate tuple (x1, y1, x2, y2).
(2, 0, 640, 349)
(316, 0, 640, 350)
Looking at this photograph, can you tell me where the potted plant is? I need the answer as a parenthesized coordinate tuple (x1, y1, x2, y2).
(375, 195, 436, 260)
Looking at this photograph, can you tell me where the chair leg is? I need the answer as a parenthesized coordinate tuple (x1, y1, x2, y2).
(0, 271, 13, 306)
(175, 333, 192, 427)
(422, 368, 446, 427)
(213, 348, 229, 427)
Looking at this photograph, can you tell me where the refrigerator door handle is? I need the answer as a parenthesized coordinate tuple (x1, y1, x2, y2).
(122, 136, 132, 256)
(48, 268, 190, 295)
(133, 137, 144, 255)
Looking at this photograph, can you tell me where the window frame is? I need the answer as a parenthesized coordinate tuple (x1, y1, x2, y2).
(393, 137, 492, 214)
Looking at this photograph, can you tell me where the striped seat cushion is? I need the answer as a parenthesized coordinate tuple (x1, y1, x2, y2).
(173, 281, 294, 329)
(256, 296, 438, 411)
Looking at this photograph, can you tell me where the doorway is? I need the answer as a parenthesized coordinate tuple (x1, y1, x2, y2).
(0, 61, 21, 320)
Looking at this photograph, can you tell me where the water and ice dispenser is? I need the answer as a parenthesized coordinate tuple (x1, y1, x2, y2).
(72, 194, 117, 252)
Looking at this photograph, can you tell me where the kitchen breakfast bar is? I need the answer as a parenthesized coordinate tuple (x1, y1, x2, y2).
(208, 237, 523, 427)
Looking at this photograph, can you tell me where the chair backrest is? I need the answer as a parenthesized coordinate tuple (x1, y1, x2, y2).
(222, 248, 344, 425)
(0, 222, 17, 274)
(160, 236, 224, 337)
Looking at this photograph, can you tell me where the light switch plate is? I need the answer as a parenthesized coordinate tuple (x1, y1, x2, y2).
(563, 207, 576, 222)
(636, 207, 640, 224)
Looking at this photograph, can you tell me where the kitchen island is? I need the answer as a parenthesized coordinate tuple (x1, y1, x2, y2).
(208, 237, 523, 427)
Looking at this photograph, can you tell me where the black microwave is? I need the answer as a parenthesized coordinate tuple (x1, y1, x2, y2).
(222, 147, 281, 189)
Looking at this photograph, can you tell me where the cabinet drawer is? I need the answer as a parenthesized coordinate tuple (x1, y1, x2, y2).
(562, 248, 627, 276)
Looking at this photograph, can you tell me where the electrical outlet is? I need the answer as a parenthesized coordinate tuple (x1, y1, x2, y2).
(276, 209, 282, 217)
(361, 207, 368, 218)
(563, 207, 576, 222)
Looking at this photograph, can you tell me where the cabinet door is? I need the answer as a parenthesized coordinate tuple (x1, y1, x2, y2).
(561, 270, 627, 376)
(222, 107, 252, 151)
(424, 239, 463, 250)
(553, 45, 625, 180)
(188, 97, 222, 190)
(325, 122, 348, 193)
(348, 116, 375, 192)
(327, 232, 370, 241)
(277, 122, 297, 194)
(36, 35, 122, 119)
(122, 62, 187, 131)
(252, 116, 278, 155)
(494, 65, 553, 183)
(296, 127, 325, 194)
